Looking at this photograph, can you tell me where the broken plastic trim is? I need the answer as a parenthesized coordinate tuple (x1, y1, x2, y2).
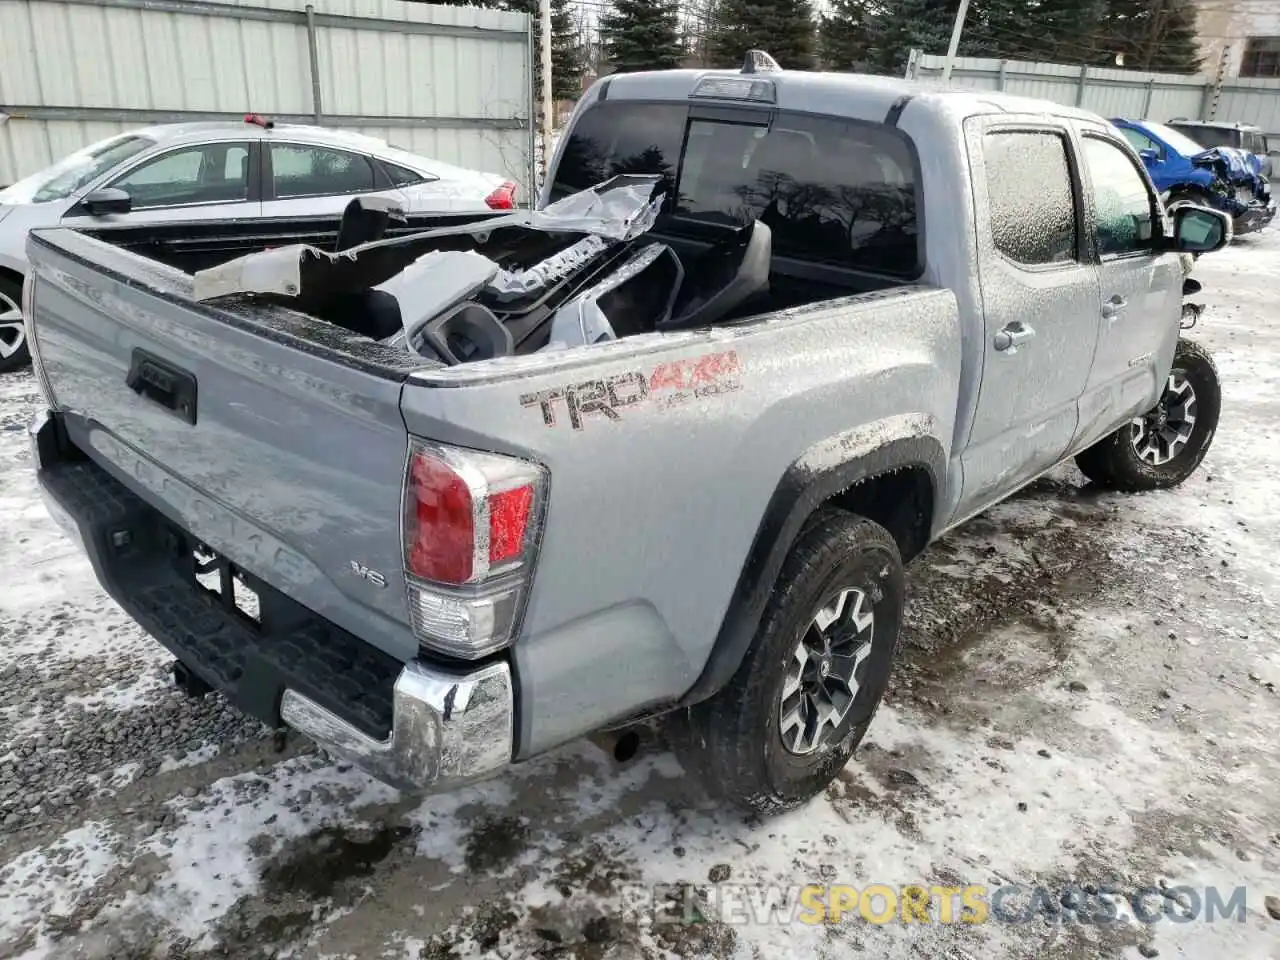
(191, 175, 667, 305)
(545, 242, 684, 348)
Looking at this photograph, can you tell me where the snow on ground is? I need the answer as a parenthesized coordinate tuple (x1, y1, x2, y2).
(2, 231, 1279, 959)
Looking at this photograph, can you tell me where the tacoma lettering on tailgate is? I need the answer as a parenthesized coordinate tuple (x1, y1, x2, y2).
(520, 349, 743, 431)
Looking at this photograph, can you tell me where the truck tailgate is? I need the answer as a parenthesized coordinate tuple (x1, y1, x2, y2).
(27, 228, 421, 663)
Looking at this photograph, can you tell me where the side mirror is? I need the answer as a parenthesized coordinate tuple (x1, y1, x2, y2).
(1139, 149, 1159, 167)
(80, 187, 132, 216)
(1169, 204, 1230, 254)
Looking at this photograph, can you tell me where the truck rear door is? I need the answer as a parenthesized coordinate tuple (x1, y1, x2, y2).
(27, 227, 422, 663)
(954, 117, 1101, 519)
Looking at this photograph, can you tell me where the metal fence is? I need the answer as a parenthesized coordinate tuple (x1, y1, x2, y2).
(908, 52, 1280, 141)
(0, 0, 534, 193)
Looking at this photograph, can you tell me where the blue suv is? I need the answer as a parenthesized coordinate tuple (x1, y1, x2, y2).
(1111, 118, 1275, 235)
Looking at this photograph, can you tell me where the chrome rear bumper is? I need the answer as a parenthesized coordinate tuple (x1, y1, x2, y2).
(280, 660, 514, 792)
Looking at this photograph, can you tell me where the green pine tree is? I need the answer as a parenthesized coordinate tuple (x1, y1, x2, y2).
(962, 0, 1042, 60)
(600, 0, 684, 73)
(1092, 0, 1199, 73)
(1140, 0, 1203, 73)
(819, 0, 873, 71)
(1152, 0, 1198, 73)
(503, 0, 586, 100)
(861, 0, 955, 74)
(708, 0, 818, 70)
(1095, 0, 1149, 68)
(1032, 0, 1109, 65)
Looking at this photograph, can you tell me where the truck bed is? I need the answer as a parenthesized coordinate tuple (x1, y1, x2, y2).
(70, 196, 902, 361)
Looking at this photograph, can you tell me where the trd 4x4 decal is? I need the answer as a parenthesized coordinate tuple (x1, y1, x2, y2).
(521, 349, 744, 431)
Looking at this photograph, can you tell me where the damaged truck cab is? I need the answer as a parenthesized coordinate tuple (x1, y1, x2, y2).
(26, 55, 1231, 813)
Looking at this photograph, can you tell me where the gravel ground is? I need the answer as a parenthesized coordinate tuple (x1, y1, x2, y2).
(2, 232, 1279, 960)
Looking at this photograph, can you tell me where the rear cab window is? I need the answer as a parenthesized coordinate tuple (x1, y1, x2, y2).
(551, 101, 922, 279)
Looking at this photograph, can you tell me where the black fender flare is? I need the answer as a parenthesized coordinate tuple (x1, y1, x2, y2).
(678, 433, 946, 707)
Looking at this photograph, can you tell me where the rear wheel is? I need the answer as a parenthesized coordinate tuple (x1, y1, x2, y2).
(0, 275, 30, 374)
(670, 509, 905, 815)
(1075, 339, 1220, 492)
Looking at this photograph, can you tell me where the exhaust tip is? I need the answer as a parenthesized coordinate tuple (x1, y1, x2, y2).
(613, 729, 641, 764)
(587, 727, 644, 765)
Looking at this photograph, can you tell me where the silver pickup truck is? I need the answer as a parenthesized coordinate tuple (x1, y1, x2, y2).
(24, 55, 1230, 814)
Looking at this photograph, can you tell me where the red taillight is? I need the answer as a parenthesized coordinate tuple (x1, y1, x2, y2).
(406, 451, 476, 584)
(485, 181, 517, 210)
(402, 441, 547, 659)
(488, 485, 534, 566)
(404, 442, 544, 586)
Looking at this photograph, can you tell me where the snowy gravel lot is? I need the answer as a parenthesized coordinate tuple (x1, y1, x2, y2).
(2, 232, 1279, 960)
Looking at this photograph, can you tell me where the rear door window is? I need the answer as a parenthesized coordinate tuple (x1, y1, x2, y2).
(270, 144, 376, 199)
(552, 102, 920, 277)
(983, 131, 1078, 266)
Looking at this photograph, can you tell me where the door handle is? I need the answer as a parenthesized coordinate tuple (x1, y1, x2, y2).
(1101, 295, 1129, 319)
(994, 321, 1036, 352)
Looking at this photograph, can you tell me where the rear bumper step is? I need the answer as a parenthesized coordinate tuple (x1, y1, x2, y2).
(30, 410, 514, 792)
(279, 660, 512, 792)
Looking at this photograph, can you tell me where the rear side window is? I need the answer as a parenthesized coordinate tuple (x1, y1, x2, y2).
(552, 102, 920, 277)
(271, 144, 376, 198)
(383, 161, 429, 186)
(983, 131, 1077, 266)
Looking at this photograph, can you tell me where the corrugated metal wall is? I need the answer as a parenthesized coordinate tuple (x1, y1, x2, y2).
(0, 0, 533, 192)
(911, 53, 1280, 141)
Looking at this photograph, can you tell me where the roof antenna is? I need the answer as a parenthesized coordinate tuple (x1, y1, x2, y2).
(741, 50, 781, 74)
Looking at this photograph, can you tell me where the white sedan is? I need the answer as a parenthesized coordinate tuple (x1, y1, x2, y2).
(0, 117, 519, 371)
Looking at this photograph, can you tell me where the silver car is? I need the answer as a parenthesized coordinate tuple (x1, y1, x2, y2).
(0, 118, 517, 371)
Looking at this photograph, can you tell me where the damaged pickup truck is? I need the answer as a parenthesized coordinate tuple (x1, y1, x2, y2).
(26, 55, 1232, 813)
(1112, 117, 1276, 235)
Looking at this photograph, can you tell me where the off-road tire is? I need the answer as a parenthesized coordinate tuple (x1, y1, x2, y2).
(670, 509, 905, 815)
(1075, 338, 1220, 492)
(0, 274, 30, 374)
